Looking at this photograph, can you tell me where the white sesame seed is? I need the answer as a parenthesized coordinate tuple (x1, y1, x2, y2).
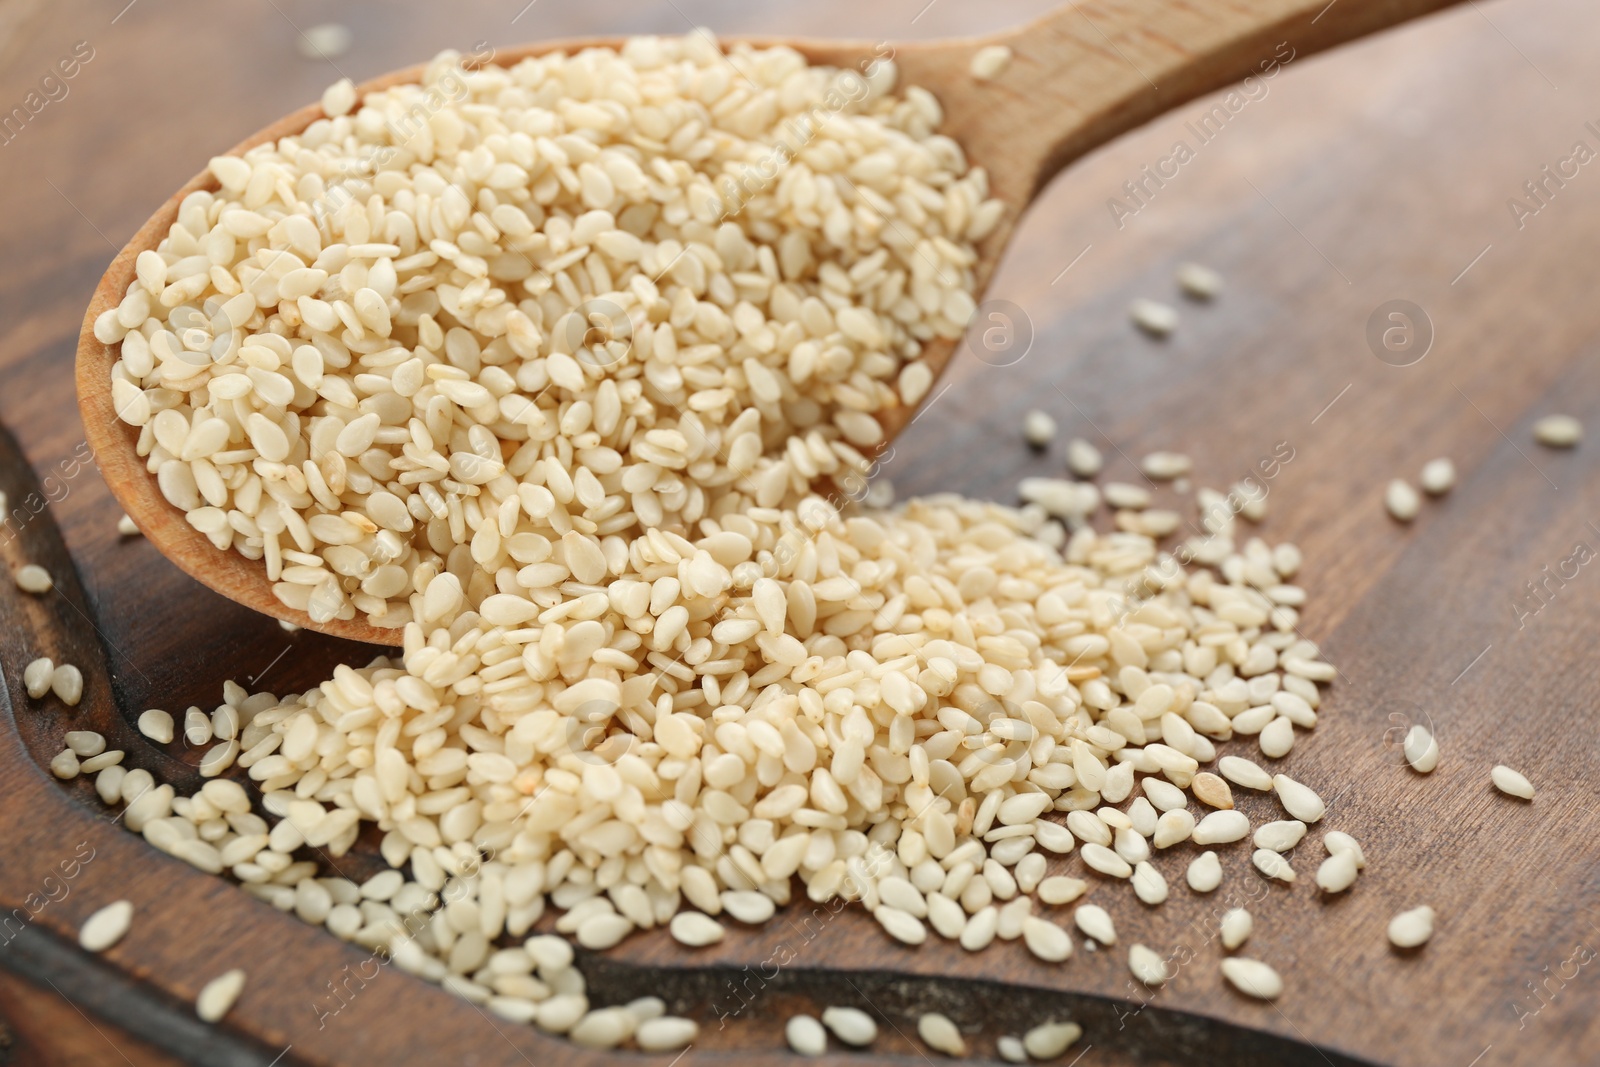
(15, 564, 53, 594)
(1419, 458, 1456, 495)
(721, 890, 776, 924)
(117, 514, 141, 536)
(1252, 820, 1307, 853)
(1130, 298, 1179, 337)
(1153, 809, 1195, 849)
(1023, 916, 1074, 961)
(1080, 843, 1133, 878)
(1023, 1021, 1083, 1059)
(1315, 849, 1360, 893)
(1385, 479, 1421, 522)
(298, 23, 353, 60)
(969, 44, 1014, 81)
(1038, 876, 1088, 906)
(1404, 724, 1439, 773)
(998, 1035, 1028, 1063)
(821, 1006, 877, 1047)
(1251, 848, 1296, 883)
(669, 911, 725, 947)
(79, 900, 134, 952)
(1221, 957, 1283, 1000)
(137, 709, 175, 744)
(1175, 262, 1223, 300)
(1491, 764, 1535, 799)
(50, 749, 80, 779)
(1128, 943, 1170, 986)
(1272, 774, 1326, 822)
(1073, 904, 1116, 945)
(1192, 810, 1250, 844)
(1131, 861, 1168, 905)
(50, 664, 83, 706)
(637, 1017, 698, 1051)
(1023, 409, 1057, 448)
(1140, 451, 1191, 481)
(320, 77, 357, 118)
(1388, 905, 1435, 948)
(918, 1012, 966, 1057)
(23, 657, 53, 699)
(196, 969, 246, 1022)
(875, 905, 927, 945)
(65, 731, 106, 757)
(1533, 414, 1582, 448)
(1258, 716, 1295, 758)
(1066, 437, 1104, 478)
(1186, 851, 1222, 893)
(1220, 908, 1253, 950)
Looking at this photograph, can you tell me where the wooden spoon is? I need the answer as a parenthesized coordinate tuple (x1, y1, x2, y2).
(76, 0, 1463, 645)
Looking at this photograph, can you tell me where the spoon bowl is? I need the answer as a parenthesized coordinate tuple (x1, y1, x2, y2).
(78, 0, 1463, 644)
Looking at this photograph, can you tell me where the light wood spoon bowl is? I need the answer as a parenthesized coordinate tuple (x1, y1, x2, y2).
(77, 0, 1463, 645)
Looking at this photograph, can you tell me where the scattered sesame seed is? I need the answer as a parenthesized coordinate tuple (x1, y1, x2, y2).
(1023, 409, 1057, 448)
(15, 564, 53, 594)
(918, 1012, 967, 1057)
(1388, 905, 1435, 949)
(1533, 414, 1581, 448)
(1220, 908, 1253, 950)
(79, 900, 133, 952)
(196, 969, 246, 1022)
(1221, 957, 1283, 1000)
(1130, 298, 1179, 337)
(1419, 458, 1455, 495)
(969, 44, 1014, 81)
(1491, 764, 1535, 800)
(1385, 479, 1421, 522)
(1175, 262, 1224, 300)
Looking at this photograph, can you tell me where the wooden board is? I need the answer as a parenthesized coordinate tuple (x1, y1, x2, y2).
(3, 0, 1599, 1064)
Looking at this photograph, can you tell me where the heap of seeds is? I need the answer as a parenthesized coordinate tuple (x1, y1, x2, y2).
(66, 33, 1477, 1060)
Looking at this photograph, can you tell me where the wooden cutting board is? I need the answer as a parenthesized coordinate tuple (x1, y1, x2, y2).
(3, 0, 1598, 1064)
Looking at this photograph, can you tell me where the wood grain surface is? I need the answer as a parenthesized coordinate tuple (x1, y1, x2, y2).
(3, 1, 1600, 1066)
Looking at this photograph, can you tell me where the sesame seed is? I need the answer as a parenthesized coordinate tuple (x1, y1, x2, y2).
(1176, 262, 1223, 300)
(1404, 724, 1439, 773)
(1023, 409, 1057, 448)
(1220, 908, 1253, 950)
(1221, 957, 1283, 1000)
(970, 44, 1014, 81)
(1491, 764, 1535, 799)
(1073, 904, 1116, 945)
(1186, 851, 1222, 893)
(821, 1006, 877, 1047)
(14, 564, 53, 594)
(1385, 479, 1421, 522)
(1533, 414, 1582, 448)
(1388, 905, 1435, 948)
(79, 900, 134, 952)
(1066, 437, 1104, 477)
(196, 969, 246, 1022)
(1315, 849, 1360, 893)
(1128, 943, 1170, 986)
(918, 1012, 966, 1057)
(1419, 458, 1456, 495)
(1130, 298, 1179, 337)
(1023, 1021, 1083, 1059)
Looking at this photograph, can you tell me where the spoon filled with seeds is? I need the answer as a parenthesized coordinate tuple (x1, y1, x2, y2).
(78, 0, 1462, 643)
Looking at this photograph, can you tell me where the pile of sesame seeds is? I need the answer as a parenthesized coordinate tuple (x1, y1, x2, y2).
(47, 31, 1553, 1060)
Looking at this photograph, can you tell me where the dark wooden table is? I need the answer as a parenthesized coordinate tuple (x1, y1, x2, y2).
(2, 1, 1598, 1065)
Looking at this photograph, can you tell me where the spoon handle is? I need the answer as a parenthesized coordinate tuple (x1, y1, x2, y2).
(900, 0, 1467, 209)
